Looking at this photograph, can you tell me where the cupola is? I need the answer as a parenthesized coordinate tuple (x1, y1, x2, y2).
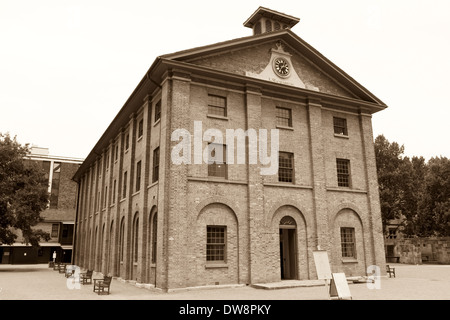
(243, 6, 300, 35)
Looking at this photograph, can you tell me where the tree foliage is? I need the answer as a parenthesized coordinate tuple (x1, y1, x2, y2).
(375, 134, 450, 237)
(0, 133, 50, 246)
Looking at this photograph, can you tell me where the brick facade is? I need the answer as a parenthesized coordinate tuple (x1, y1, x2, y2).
(73, 8, 387, 290)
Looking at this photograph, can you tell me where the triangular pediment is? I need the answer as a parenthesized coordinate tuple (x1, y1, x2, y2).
(161, 30, 386, 106)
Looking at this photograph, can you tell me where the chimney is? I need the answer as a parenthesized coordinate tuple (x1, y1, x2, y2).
(243, 7, 300, 35)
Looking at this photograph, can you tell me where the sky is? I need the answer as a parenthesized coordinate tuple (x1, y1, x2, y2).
(1, 0, 449, 161)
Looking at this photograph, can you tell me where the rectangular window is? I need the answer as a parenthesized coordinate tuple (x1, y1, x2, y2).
(112, 180, 116, 204)
(154, 100, 161, 123)
(336, 159, 350, 187)
(125, 133, 130, 150)
(104, 186, 108, 208)
(276, 107, 292, 127)
(123, 171, 127, 199)
(206, 226, 226, 262)
(137, 119, 143, 139)
(50, 162, 61, 209)
(152, 147, 160, 183)
(106, 152, 109, 171)
(208, 94, 226, 117)
(333, 117, 348, 136)
(51, 223, 59, 238)
(207, 143, 227, 178)
(135, 161, 141, 192)
(278, 152, 294, 183)
(114, 143, 119, 161)
(340, 227, 356, 258)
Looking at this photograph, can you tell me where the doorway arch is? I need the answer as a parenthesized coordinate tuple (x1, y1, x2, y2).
(279, 215, 298, 280)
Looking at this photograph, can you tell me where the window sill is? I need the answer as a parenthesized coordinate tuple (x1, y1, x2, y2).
(326, 187, 367, 194)
(132, 191, 141, 197)
(207, 114, 228, 121)
(188, 177, 247, 185)
(119, 198, 126, 203)
(147, 181, 158, 189)
(110, 203, 116, 208)
(264, 183, 312, 189)
(154, 118, 161, 126)
(334, 133, 349, 139)
(276, 125, 294, 131)
(341, 258, 358, 264)
(205, 263, 228, 269)
(125, 149, 129, 154)
(137, 136, 143, 143)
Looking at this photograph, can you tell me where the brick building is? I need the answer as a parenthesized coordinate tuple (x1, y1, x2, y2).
(72, 7, 387, 290)
(0, 147, 83, 264)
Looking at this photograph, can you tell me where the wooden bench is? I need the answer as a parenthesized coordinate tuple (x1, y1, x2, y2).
(79, 270, 93, 285)
(386, 265, 396, 278)
(93, 276, 112, 295)
(58, 263, 67, 274)
(53, 262, 60, 271)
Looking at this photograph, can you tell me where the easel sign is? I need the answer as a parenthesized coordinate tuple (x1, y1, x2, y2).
(312, 250, 332, 280)
(329, 273, 352, 300)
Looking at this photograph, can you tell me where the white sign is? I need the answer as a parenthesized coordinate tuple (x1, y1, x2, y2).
(329, 273, 352, 300)
(312, 250, 332, 280)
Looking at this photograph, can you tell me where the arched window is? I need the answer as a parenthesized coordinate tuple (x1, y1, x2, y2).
(100, 224, 105, 268)
(133, 214, 139, 263)
(151, 213, 157, 263)
(93, 227, 98, 265)
(108, 220, 114, 273)
(274, 22, 281, 31)
(119, 217, 125, 262)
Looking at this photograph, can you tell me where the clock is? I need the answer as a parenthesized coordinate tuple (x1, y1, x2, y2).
(273, 57, 290, 77)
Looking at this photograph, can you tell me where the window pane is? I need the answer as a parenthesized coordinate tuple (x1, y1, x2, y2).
(153, 148, 160, 183)
(208, 144, 227, 178)
(278, 152, 293, 182)
(208, 95, 226, 117)
(340, 227, 356, 258)
(206, 226, 226, 262)
(276, 107, 292, 127)
(337, 159, 350, 187)
(154, 100, 161, 123)
(333, 117, 348, 135)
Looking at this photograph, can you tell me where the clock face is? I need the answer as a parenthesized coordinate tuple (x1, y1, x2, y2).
(273, 58, 290, 77)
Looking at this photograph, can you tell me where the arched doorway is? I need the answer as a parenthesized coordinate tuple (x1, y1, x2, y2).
(279, 216, 297, 280)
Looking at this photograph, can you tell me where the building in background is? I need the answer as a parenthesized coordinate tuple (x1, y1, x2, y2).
(0, 146, 83, 264)
(73, 7, 387, 291)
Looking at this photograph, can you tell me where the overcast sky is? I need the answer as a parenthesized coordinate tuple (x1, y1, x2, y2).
(1, 0, 449, 161)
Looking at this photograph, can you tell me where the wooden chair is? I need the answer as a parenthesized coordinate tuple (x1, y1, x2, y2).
(79, 270, 93, 284)
(58, 263, 67, 274)
(93, 276, 112, 295)
(386, 265, 396, 278)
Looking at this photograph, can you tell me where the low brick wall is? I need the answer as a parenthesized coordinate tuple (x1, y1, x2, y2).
(393, 238, 450, 264)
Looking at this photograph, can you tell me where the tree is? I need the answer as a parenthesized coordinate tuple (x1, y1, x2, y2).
(401, 156, 427, 236)
(374, 134, 410, 229)
(0, 133, 50, 247)
(417, 156, 450, 236)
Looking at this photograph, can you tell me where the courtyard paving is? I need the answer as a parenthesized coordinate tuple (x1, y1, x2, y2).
(1, 263, 449, 301)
